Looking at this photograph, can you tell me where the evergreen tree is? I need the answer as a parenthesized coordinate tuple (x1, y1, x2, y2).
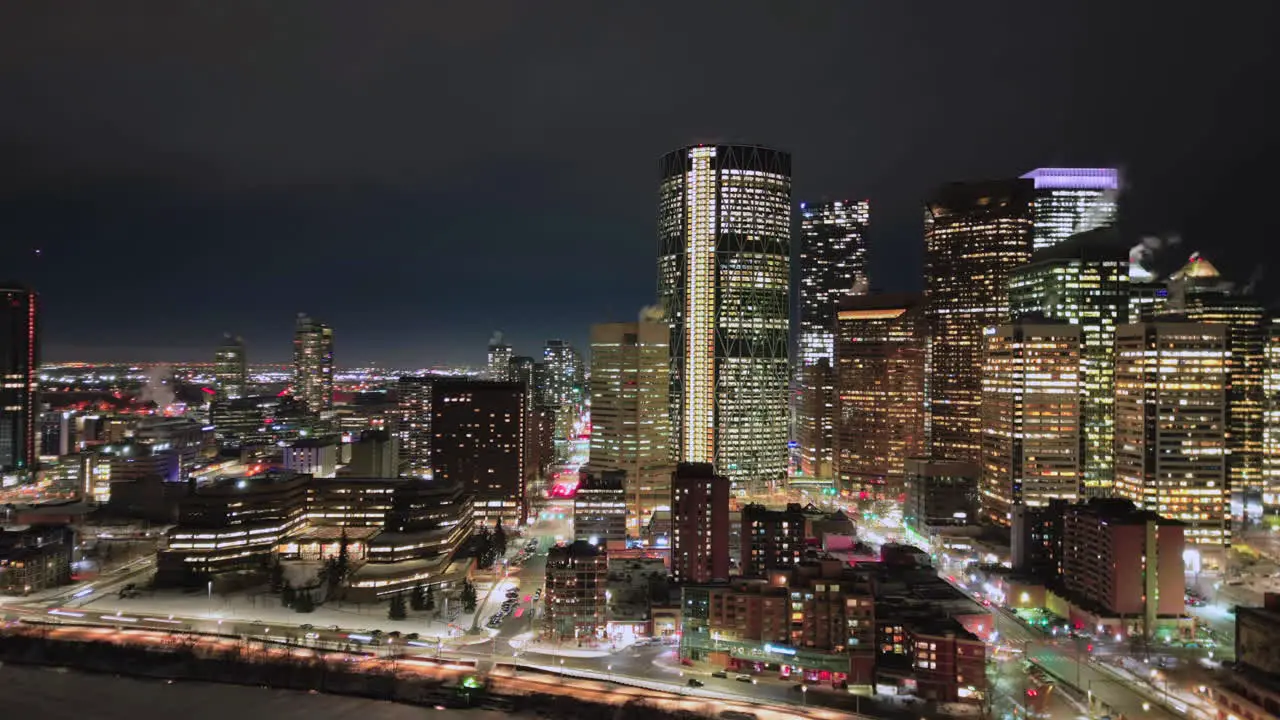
(336, 529, 351, 578)
(425, 583, 436, 612)
(493, 520, 508, 558)
(294, 590, 315, 613)
(389, 592, 407, 621)
(460, 579, 477, 613)
(410, 583, 426, 612)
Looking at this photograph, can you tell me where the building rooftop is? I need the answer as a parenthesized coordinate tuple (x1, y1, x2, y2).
(1026, 226, 1129, 265)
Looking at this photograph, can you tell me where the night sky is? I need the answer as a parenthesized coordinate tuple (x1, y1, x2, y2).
(3, 2, 1278, 367)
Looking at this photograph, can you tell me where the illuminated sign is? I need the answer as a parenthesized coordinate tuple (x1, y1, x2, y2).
(764, 643, 796, 656)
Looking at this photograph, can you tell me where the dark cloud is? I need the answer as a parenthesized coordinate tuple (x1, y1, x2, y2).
(2, 1, 1278, 365)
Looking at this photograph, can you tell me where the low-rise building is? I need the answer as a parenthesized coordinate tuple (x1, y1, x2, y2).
(157, 470, 309, 583)
(1206, 592, 1280, 720)
(0, 525, 74, 594)
(284, 437, 340, 478)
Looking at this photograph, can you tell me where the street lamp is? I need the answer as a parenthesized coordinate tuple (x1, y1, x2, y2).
(800, 684, 807, 706)
(607, 663, 613, 683)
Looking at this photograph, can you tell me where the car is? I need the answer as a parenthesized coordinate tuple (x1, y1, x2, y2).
(370, 629, 384, 637)
(687, 678, 704, 687)
(304, 632, 320, 640)
(299, 624, 314, 630)
(710, 670, 728, 679)
(735, 674, 757, 684)
(328, 625, 341, 631)
(405, 633, 420, 641)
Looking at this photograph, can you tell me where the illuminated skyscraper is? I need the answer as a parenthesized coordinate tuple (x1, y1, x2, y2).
(293, 313, 333, 412)
(797, 200, 869, 367)
(487, 335, 513, 381)
(0, 285, 38, 472)
(924, 180, 1034, 464)
(1166, 253, 1267, 510)
(834, 294, 926, 497)
(587, 316, 673, 534)
(979, 321, 1082, 526)
(397, 376, 433, 478)
(1008, 228, 1130, 495)
(796, 200, 869, 480)
(1114, 322, 1228, 549)
(542, 339, 583, 407)
(1020, 168, 1119, 252)
(1265, 321, 1280, 510)
(213, 333, 247, 400)
(657, 144, 791, 495)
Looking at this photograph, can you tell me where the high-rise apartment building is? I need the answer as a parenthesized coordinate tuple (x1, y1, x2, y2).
(1008, 228, 1130, 496)
(487, 336, 513, 382)
(795, 200, 869, 477)
(587, 317, 673, 534)
(1115, 322, 1229, 550)
(979, 321, 1082, 526)
(544, 540, 608, 640)
(397, 376, 434, 479)
(740, 502, 807, 576)
(213, 334, 247, 401)
(430, 380, 526, 527)
(1167, 253, 1268, 509)
(1060, 498, 1185, 640)
(0, 285, 38, 472)
(658, 144, 791, 495)
(834, 294, 926, 497)
(1019, 168, 1120, 252)
(924, 180, 1034, 464)
(293, 313, 334, 412)
(670, 462, 730, 584)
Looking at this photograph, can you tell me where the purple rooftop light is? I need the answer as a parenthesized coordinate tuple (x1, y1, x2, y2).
(1021, 167, 1120, 191)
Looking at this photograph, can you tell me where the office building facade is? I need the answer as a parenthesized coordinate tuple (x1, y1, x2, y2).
(587, 318, 673, 533)
(923, 180, 1034, 464)
(542, 339, 583, 407)
(1019, 168, 1120, 252)
(979, 321, 1082, 526)
(834, 294, 926, 496)
(487, 337, 513, 382)
(796, 200, 869, 479)
(1115, 322, 1229, 550)
(430, 380, 526, 527)
(903, 458, 978, 536)
(293, 313, 334, 412)
(1267, 321, 1280, 510)
(1008, 228, 1130, 496)
(214, 334, 247, 401)
(1167, 253, 1268, 508)
(658, 144, 791, 495)
(670, 463, 730, 584)
(573, 469, 627, 549)
(0, 285, 38, 472)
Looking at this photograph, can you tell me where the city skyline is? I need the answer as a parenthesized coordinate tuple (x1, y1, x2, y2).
(3, 4, 1277, 366)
